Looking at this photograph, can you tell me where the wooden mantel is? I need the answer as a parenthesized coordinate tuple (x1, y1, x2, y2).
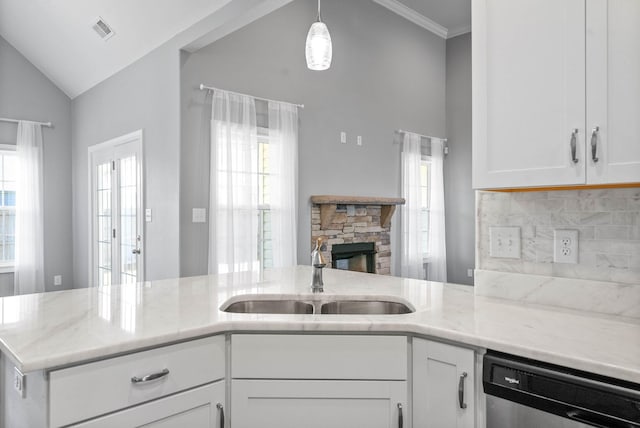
(310, 195, 405, 229)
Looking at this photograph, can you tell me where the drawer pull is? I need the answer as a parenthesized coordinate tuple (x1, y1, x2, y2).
(217, 403, 225, 428)
(458, 372, 468, 409)
(131, 368, 170, 384)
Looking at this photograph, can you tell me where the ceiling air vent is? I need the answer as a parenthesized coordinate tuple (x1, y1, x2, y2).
(92, 17, 115, 41)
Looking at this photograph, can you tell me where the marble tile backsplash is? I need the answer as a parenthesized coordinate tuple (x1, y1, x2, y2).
(477, 188, 640, 285)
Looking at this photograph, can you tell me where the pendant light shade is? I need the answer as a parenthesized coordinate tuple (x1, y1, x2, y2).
(306, 0, 332, 71)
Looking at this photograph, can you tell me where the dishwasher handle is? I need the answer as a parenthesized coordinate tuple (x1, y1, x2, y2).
(566, 410, 635, 428)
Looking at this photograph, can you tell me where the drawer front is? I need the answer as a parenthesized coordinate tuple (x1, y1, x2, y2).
(50, 335, 225, 427)
(232, 334, 407, 380)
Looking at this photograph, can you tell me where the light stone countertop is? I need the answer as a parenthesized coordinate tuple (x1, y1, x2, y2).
(0, 266, 638, 384)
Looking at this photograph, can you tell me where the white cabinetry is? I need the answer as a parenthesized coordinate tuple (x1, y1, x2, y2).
(586, 0, 640, 184)
(473, 0, 640, 189)
(71, 381, 225, 428)
(231, 334, 408, 428)
(49, 335, 225, 427)
(232, 380, 405, 428)
(413, 339, 476, 428)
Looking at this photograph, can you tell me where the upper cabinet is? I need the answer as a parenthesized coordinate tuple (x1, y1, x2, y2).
(473, 0, 640, 189)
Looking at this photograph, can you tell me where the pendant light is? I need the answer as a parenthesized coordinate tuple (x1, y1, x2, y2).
(305, 0, 332, 71)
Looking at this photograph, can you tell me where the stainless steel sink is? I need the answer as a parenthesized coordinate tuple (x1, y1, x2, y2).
(223, 300, 314, 314)
(320, 300, 413, 315)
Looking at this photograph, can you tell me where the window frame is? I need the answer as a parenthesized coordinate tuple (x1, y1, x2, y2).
(420, 156, 432, 260)
(0, 144, 17, 273)
(256, 126, 273, 270)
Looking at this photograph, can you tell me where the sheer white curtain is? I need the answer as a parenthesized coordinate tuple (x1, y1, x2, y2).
(14, 121, 45, 295)
(427, 138, 447, 282)
(268, 101, 298, 267)
(400, 132, 424, 279)
(208, 91, 259, 274)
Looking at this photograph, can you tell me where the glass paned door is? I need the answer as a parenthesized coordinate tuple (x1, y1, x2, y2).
(89, 131, 143, 287)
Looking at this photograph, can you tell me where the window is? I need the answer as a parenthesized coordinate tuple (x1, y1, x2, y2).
(0, 147, 16, 268)
(420, 159, 431, 257)
(258, 128, 273, 269)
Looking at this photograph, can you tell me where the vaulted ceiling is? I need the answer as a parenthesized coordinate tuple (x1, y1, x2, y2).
(0, 0, 470, 99)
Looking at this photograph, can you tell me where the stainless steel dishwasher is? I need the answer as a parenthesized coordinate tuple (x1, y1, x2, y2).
(483, 351, 640, 428)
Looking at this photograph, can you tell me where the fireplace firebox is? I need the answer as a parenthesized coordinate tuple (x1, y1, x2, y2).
(331, 242, 376, 274)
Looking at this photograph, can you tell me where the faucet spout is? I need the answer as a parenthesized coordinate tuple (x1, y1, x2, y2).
(311, 238, 326, 292)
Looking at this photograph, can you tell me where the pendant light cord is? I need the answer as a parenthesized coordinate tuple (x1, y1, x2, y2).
(317, 0, 322, 21)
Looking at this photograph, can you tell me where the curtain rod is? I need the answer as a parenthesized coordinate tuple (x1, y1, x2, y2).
(199, 84, 304, 109)
(396, 129, 447, 143)
(396, 129, 449, 155)
(0, 117, 52, 127)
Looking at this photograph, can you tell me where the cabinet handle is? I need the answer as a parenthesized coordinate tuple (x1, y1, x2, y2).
(458, 372, 468, 409)
(397, 403, 403, 428)
(130, 368, 169, 384)
(570, 128, 579, 164)
(216, 403, 225, 428)
(591, 126, 600, 163)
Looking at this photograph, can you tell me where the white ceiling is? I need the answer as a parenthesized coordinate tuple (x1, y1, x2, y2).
(0, 0, 471, 99)
(0, 0, 232, 98)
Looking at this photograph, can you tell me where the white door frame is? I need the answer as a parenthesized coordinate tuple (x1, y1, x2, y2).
(88, 130, 144, 287)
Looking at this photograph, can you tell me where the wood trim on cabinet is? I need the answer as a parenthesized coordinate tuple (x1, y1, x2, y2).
(490, 183, 640, 193)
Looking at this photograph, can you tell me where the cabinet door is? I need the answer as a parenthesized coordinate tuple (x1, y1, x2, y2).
(473, 0, 586, 189)
(231, 380, 406, 428)
(586, 0, 640, 184)
(413, 339, 475, 428)
(70, 381, 225, 428)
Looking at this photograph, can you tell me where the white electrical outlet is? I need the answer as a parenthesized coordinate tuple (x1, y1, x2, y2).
(357, 135, 363, 146)
(13, 367, 25, 398)
(340, 132, 347, 144)
(489, 226, 521, 259)
(53, 275, 62, 286)
(467, 269, 474, 278)
(145, 208, 152, 222)
(554, 229, 579, 264)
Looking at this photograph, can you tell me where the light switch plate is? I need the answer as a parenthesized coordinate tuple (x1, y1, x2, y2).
(145, 208, 152, 222)
(192, 208, 207, 223)
(554, 229, 579, 264)
(489, 226, 521, 259)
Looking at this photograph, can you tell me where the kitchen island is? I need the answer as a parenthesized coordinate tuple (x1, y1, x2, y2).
(0, 266, 638, 427)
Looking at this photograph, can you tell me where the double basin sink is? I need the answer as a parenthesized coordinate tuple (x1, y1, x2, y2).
(222, 296, 414, 315)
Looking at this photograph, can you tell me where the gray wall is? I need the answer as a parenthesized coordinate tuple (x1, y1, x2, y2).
(70, 0, 296, 288)
(445, 33, 474, 285)
(180, 0, 447, 276)
(72, 44, 182, 287)
(0, 36, 73, 293)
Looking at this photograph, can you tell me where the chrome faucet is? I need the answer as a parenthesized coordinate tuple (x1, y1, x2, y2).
(311, 238, 326, 293)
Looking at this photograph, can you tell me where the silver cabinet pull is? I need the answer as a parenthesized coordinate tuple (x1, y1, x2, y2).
(216, 403, 225, 428)
(131, 368, 169, 384)
(132, 248, 141, 254)
(591, 126, 600, 163)
(570, 128, 579, 164)
(458, 372, 468, 409)
(397, 403, 403, 428)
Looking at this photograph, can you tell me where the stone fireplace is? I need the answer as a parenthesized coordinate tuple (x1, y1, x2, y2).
(310, 196, 405, 275)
